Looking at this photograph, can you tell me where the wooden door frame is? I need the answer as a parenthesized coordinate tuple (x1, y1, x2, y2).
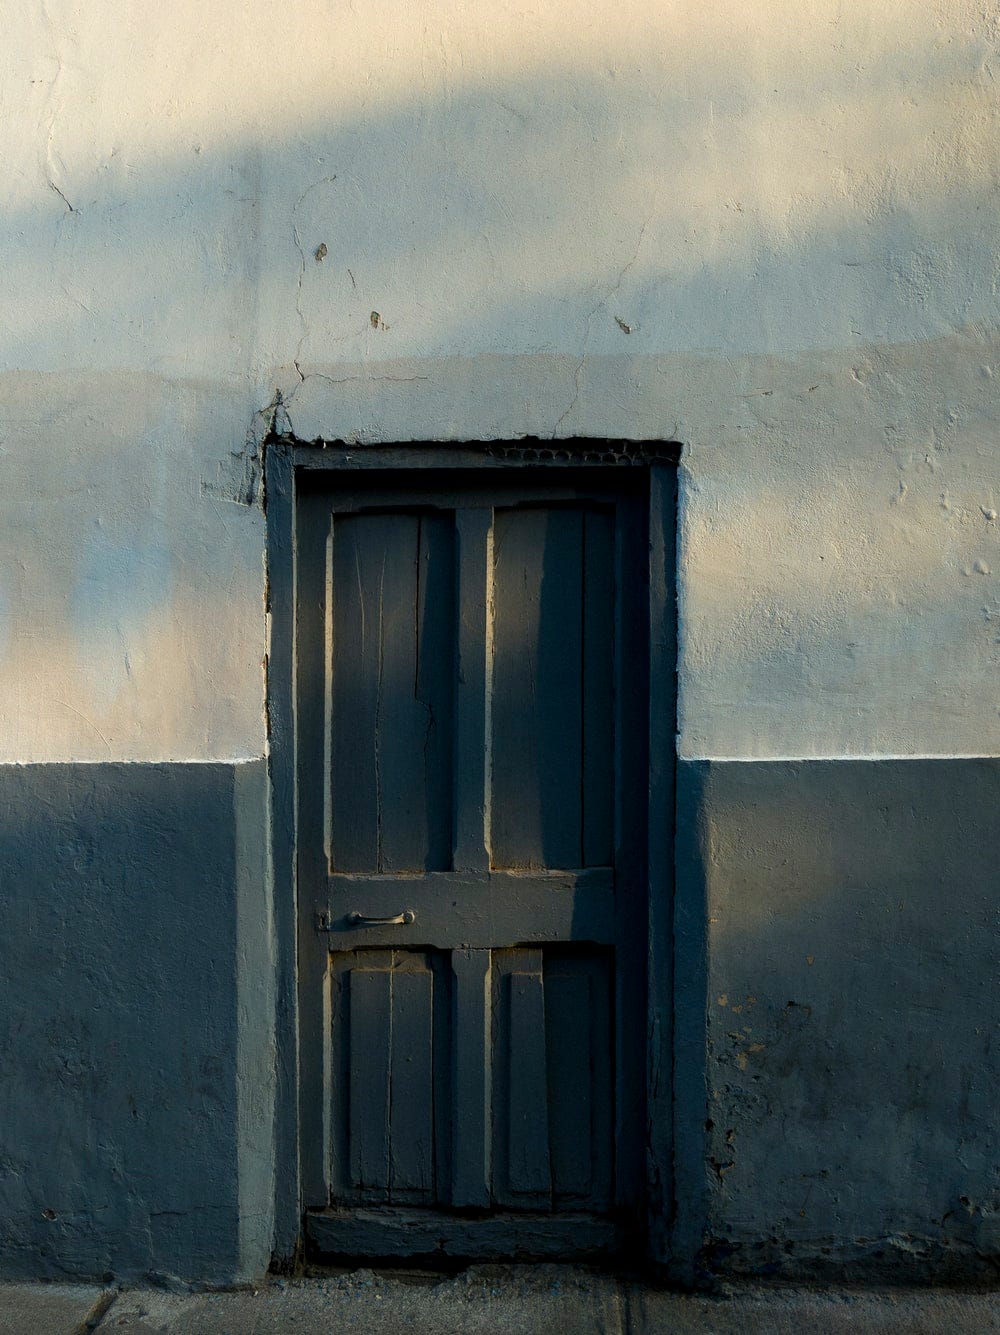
(265, 436, 680, 1269)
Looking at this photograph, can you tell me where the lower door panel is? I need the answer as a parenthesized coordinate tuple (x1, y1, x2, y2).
(318, 947, 614, 1226)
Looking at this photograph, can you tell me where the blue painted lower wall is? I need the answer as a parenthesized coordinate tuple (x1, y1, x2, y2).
(677, 757, 1000, 1282)
(0, 762, 273, 1284)
(1, 756, 997, 1282)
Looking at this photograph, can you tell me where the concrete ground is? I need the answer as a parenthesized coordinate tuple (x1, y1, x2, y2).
(2, 1267, 1000, 1335)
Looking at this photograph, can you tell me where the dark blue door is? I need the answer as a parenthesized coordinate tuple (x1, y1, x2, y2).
(295, 472, 648, 1257)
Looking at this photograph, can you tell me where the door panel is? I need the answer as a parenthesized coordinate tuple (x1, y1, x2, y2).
(330, 949, 449, 1206)
(491, 507, 615, 870)
(329, 946, 614, 1213)
(328, 511, 455, 873)
(296, 472, 647, 1252)
(490, 947, 614, 1212)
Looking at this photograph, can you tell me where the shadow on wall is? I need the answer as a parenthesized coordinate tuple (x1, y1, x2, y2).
(0, 760, 271, 1282)
(5, 10, 1000, 375)
(0, 372, 266, 761)
(677, 756, 1000, 1282)
(2, 7, 1000, 761)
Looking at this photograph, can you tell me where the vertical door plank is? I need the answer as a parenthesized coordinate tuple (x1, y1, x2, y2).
(328, 955, 351, 1201)
(545, 971, 593, 1199)
(535, 510, 584, 868)
(587, 955, 615, 1211)
(491, 507, 584, 869)
(370, 513, 421, 870)
(450, 948, 492, 1207)
(507, 967, 552, 1198)
(348, 967, 392, 1196)
(329, 516, 383, 871)
(389, 965, 435, 1197)
(331, 512, 455, 872)
(431, 952, 454, 1206)
(414, 515, 457, 871)
(376, 514, 455, 871)
(581, 509, 615, 868)
(453, 509, 492, 871)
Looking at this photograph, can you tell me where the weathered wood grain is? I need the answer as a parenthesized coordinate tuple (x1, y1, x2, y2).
(546, 971, 593, 1198)
(348, 968, 391, 1197)
(389, 964, 435, 1197)
(582, 509, 615, 867)
(329, 511, 454, 873)
(491, 507, 584, 869)
(453, 508, 493, 871)
(450, 948, 492, 1208)
(306, 1207, 621, 1259)
(506, 964, 552, 1197)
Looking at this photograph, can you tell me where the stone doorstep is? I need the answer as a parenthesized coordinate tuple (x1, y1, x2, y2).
(3, 1273, 1000, 1335)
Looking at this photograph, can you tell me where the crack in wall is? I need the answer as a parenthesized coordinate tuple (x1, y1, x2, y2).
(38, 0, 76, 215)
(551, 214, 652, 437)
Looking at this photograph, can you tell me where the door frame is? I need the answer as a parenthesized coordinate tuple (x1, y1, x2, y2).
(265, 436, 680, 1268)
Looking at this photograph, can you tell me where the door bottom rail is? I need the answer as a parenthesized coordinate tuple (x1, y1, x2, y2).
(305, 1206, 623, 1261)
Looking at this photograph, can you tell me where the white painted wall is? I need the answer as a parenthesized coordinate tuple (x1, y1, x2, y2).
(3, 0, 998, 760)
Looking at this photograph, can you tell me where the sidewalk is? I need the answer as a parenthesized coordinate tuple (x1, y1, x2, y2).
(2, 1267, 1000, 1335)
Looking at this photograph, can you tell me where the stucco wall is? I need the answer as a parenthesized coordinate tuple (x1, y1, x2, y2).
(3, 0, 1000, 1286)
(676, 758, 1000, 1282)
(4, 0, 998, 761)
(0, 761, 272, 1282)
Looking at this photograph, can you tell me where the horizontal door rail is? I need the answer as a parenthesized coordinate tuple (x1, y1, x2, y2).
(315, 869, 616, 949)
(317, 485, 629, 512)
(326, 869, 613, 891)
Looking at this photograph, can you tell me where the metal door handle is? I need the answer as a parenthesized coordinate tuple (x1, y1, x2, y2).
(346, 909, 416, 927)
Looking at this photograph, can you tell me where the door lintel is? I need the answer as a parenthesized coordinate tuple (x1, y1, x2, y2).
(265, 434, 681, 474)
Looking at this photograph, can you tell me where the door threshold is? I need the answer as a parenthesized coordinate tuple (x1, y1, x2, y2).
(305, 1207, 622, 1261)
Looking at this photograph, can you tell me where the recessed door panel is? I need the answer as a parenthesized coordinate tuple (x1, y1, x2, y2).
(490, 947, 614, 1212)
(491, 507, 615, 870)
(330, 950, 449, 1206)
(328, 511, 455, 874)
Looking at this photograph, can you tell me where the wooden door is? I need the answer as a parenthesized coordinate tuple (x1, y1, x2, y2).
(295, 470, 649, 1259)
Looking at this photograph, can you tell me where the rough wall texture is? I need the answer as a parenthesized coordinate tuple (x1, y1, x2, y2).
(678, 758, 1000, 1281)
(0, 762, 273, 1282)
(3, 0, 998, 761)
(2, 0, 999, 1285)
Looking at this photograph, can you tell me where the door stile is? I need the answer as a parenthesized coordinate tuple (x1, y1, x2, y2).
(612, 490, 651, 1212)
(295, 493, 335, 1207)
(646, 462, 679, 1263)
(493, 947, 551, 1207)
(450, 947, 493, 1207)
(450, 508, 495, 1207)
(453, 507, 493, 874)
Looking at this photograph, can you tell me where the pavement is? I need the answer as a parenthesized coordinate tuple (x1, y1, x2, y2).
(2, 1267, 1000, 1334)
